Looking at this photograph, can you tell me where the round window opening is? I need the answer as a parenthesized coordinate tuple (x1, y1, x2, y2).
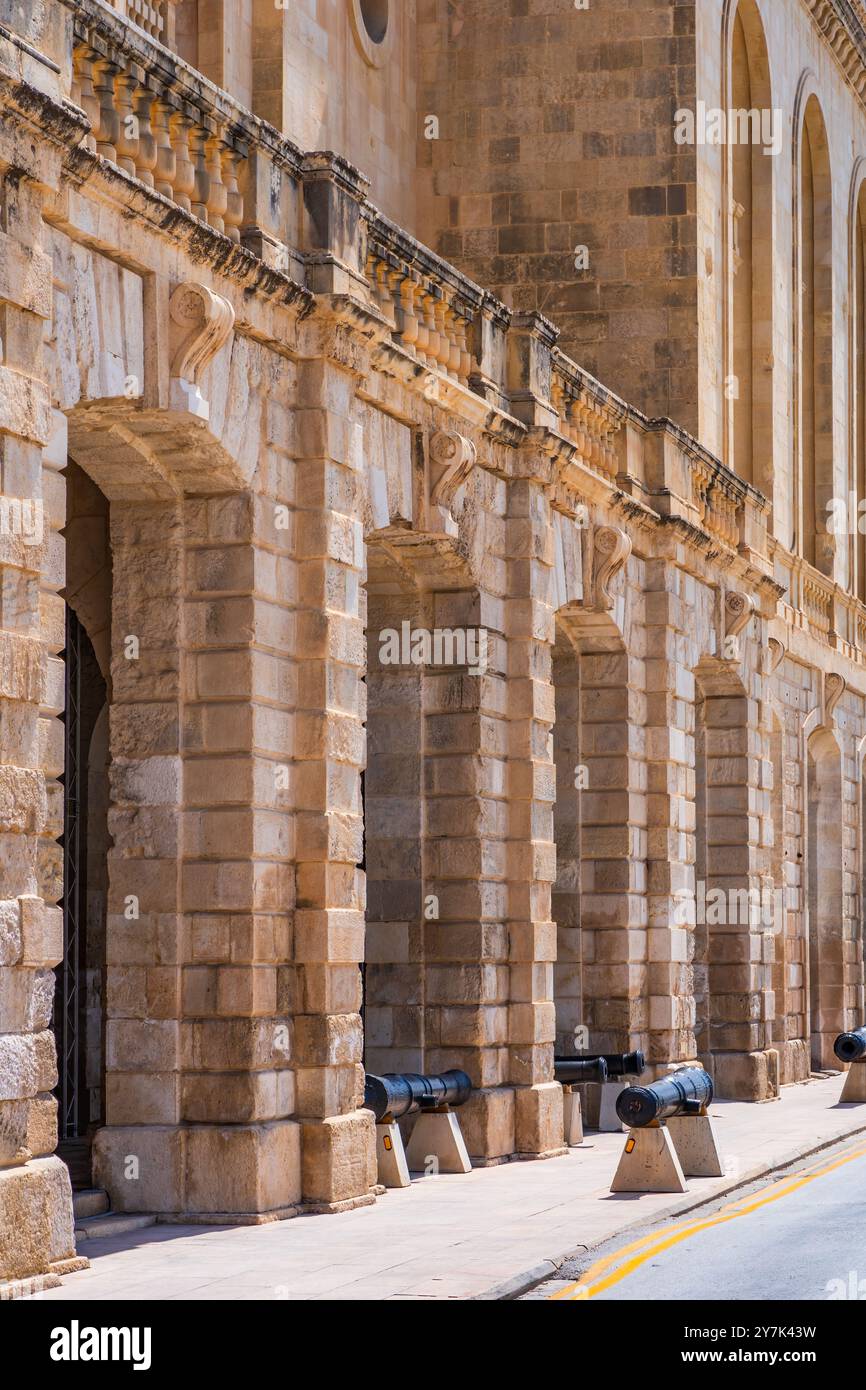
(360, 0, 389, 44)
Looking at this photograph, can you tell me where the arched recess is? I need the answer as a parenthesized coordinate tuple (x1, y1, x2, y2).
(54, 461, 113, 1177)
(693, 661, 775, 1096)
(361, 525, 487, 1082)
(724, 0, 774, 495)
(806, 727, 844, 1068)
(850, 168, 866, 602)
(795, 91, 834, 573)
(552, 604, 643, 1057)
(362, 540, 427, 1074)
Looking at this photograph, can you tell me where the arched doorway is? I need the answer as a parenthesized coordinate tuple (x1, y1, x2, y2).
(54, 460, 112, 1188)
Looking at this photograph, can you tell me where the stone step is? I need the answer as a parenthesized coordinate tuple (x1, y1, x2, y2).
(75, 1213, 156, 1240)
(72, 1188, 110, 1221)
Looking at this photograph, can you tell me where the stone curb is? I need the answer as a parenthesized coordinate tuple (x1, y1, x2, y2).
(474, 1112, 866, 1300)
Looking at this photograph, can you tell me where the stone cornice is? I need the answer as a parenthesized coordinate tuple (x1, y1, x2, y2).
(801, 0, 866, 103)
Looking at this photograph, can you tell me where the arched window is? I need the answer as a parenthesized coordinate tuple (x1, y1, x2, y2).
(798, 97, 834, 573)
(727, 1, 774, 495)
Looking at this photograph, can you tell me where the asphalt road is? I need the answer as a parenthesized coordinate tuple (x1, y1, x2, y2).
(525, 1133, 866, 1302)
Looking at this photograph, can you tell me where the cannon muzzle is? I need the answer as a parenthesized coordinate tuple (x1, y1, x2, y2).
(834, 1026, 866, 1064)
(364, 1070, 472, 1122)
(554, 1057, 608, 1085)
(615, 1067, 713, 1128)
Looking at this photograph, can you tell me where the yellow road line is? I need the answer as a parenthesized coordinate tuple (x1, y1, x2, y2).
(552, 1137, 866, 1301)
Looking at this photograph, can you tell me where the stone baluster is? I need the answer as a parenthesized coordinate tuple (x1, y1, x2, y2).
(190, 125, 210, 223)
(397, 274, 420, 355)
(152, 97, 176, 199)
(424, 289, 442, 369)
(433, 296, 451, 376)
(93, 59, 120, 164)
(169, 111, 195, 213)
(204, 131, 227, 234)
(415, 286, 432, 367)
(433, 294, 451, 373)
(221, 145, 243, 243)
(133, 86, 157, 188)
(455, 314, 472, 384)
(73, 45, 99, 153)
(385, 266, 406, 333)
(443, 301, 461, 380)
(114, 71, 141, 176)
(372, 257, 394, 321)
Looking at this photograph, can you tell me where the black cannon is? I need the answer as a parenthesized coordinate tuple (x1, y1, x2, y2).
(834, 1027, 866, 1064)
(555, 1050, 646, 1079)
(364, 1070, 472, 1122)
(615, 1067, 713, 1128)
(554, 1057, 608, 1086)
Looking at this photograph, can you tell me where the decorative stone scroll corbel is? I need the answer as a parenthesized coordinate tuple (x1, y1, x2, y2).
(589, 525, 631, 612)
(719, 589, 756, 661)
(169, 281, 235, 421)
(429, 429, 477, 527)
(765, 636, 786, 674)
(724, 589, 756, 640)
(825, 671, 846, 721)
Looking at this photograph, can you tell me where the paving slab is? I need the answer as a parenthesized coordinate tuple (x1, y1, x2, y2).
(24, 1074, 866, 1302)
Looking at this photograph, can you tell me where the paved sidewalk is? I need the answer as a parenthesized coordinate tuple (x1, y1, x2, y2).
(28, 1074, 866, 1302)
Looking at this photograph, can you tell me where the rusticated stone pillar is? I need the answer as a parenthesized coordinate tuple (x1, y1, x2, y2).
(0, 160, 78, 1287)
(291, 354, 376, 1209)
(500, 475, 563, 1156)
(95, 487, 301, 1217)
(422, 584, 514, 1160)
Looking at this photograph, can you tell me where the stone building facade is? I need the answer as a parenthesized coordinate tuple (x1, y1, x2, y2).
(1, 0, 865, 1289)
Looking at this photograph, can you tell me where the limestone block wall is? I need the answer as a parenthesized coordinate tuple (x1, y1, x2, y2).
(0, 109, 78, 1286)
(416, 0, 701, 430)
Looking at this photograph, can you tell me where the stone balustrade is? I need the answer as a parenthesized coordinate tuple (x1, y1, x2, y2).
(70, 0, 307, 274)
(365, 213, 482, 390)
(690, 451, 742, 549)
(551, 355, 625, 481)
(119, 0, 177, 46)
(71, 25, 244, 240)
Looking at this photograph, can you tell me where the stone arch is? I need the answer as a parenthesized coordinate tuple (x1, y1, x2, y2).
(806, 725, 844, 1068)
(361, 523, 485, 1081)
(692, 659, 776, 1098)
(54, 459, 113, 1167)
(723, 0, 774, 496)
(794, 88, 834, 572)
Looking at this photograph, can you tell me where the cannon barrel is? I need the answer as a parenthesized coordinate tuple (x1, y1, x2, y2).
(555, 1050, 646, 1078)
(834, 1026, 866, 1064)
(554, 1057, 608, 1086)
(364, 1070, 472, 1122)
(615, 1067, 713, 1128)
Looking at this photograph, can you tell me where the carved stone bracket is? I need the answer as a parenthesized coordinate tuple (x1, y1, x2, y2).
(825, 671, 847, 721)
(724, 589, 756, 639)
(584, 524, 631, 612)
(765, 636, 786, 674)
(169, 281, 235, 421)
(429, 429, 477, 518)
